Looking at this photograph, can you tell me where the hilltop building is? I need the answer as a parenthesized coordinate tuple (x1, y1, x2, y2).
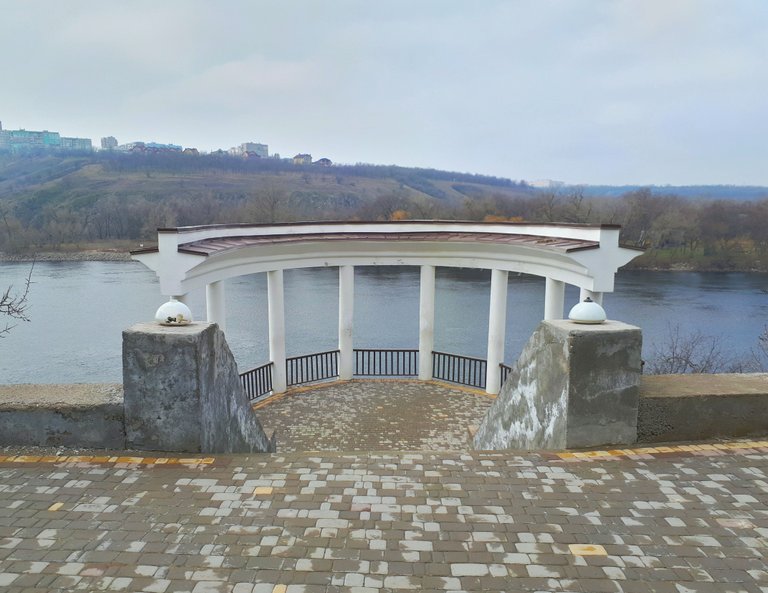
(0, 121, 92, 153)
(293, 153, 312, 165)
(229, 142, 268, 158)
(101, 136, 118, 150)
(116, 141, 182, 153)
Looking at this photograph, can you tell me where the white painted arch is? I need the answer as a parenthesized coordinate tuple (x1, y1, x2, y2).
(133, 221, 642, 394)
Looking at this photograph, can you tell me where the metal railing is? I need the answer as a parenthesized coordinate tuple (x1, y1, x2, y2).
(241, 348, 507, 396)
(240, 362, 274, 401)
(499, 363, 512, 388)
(286, 350, 340, 387)
(354, 348, 418, 377)
(432, 350, 487, 389)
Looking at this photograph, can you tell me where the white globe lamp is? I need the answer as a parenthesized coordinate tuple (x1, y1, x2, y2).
(155, 297, 193, 325)
(568, 297, 606, 324)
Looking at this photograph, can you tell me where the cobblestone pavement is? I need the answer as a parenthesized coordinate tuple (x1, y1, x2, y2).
(253, 381, 494, 453)
(1, 442, 767, 592)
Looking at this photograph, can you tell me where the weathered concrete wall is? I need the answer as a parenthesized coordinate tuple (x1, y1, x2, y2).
(638, 374, 768, 443)
(0, 384, 124, 449)
(474, 320, 642, 450)
(123, 322, 274, 453)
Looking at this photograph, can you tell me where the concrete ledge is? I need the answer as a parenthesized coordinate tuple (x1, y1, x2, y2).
(0, 384, 125, 449)
(638, 374, 768, 443)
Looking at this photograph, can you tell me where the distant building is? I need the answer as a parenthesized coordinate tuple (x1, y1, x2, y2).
(116, 141, 182, 153)
(293, 153, 312, 165)
(183, 147, 199, 156)
(0, 122, 92, 153)
(101, 136, 118, 150)
(60, 137, 93, 151)
(313, 157, 332, 167)
(229, 142, 269, 158)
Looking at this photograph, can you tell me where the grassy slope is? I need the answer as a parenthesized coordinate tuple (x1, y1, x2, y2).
(0, 154, 525, 213)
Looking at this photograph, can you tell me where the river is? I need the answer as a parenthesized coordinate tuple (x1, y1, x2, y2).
(0, 261, 766, 383)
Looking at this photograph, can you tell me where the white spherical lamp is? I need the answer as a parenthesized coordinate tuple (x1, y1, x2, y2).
(568, 297, 606, 324)
(155, 297, 193, 325)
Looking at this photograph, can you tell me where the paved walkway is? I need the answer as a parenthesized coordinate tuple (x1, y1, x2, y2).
(1, 442, 767, 592)
(253, 381, 494, 453)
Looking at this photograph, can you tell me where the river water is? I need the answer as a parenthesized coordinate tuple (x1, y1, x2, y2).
(0, 261, 766, 383)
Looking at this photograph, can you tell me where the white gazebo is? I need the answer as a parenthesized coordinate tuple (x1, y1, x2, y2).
(133, 221, 642, 394)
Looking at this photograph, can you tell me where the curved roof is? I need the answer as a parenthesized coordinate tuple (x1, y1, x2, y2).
(132, 221, 642, 296)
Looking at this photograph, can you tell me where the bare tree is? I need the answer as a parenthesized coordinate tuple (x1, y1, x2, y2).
(0, 263, 33, 337)
(646, 323, 741, 374)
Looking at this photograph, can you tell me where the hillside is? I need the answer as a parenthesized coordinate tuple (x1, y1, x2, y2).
(3, 151, 768, 273)
(0, 152, 529, 215)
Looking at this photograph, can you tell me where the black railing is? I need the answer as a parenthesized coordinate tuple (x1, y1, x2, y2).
(432, 351, 487, 389)
(286, 350, 340, 387)
(241, 348, 504, 396)
(240, 362, 274, 401)
(500, 363, 512, 388)
(354, 348, 418, 376)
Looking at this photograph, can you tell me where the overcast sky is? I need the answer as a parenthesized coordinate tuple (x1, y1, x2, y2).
(2, 1, 766, 185)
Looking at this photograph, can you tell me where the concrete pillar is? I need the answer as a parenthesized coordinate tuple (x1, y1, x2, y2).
(267, 270, 287, 393)
(579, 288, 603, 305)
(123, 322, 274, 453)
(418, 264, 436, 381)
(485, 269, 509, 395)
(473, 320, 642, 451)
(338, 265, 355, 380)
(544, 278, 565, 320)
(206, 280, 226, 333)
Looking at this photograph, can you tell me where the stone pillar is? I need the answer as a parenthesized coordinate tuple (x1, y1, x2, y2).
(579, 287, 603, 305)
(206, 281, 226, 333)
(268, 270, 287, 393)
(485, 269, 508, 394)
(338, 265, 355, 380)
(418, 264, 436, 381)
(474, 319, 642, 451)
(123, 322, 275, 453)
(544, 278, 565, 320)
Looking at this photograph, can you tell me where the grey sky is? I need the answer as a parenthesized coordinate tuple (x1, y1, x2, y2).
(2, 1, 766, 185)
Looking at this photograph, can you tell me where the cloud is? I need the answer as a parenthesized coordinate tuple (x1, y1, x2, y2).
(1, 0, 766, 184)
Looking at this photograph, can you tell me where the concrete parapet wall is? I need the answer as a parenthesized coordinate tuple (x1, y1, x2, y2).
(638, 373, 768, 443)
(0, 384, 124, 449)
(122, 322, 274, 454)
(474, 320, 642, 450)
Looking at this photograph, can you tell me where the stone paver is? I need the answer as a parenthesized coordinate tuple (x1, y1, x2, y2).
(1, 444, 767, 592)
(254, 380, 494, 452)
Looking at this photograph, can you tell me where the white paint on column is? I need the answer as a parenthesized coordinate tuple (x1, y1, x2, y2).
(267, 270, 287, 393)
(544, 278, 565, 320)
(206, 281, 226, 332)
(418, 264, 436, 381)
(486, 269, 509, 394)
(338, 265, 355, 380)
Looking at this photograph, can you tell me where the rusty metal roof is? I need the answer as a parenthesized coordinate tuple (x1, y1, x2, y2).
(173, 231, 599, 257)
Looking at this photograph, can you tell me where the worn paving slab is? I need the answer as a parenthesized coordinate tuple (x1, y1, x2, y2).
(1, 443, 767, 592)
(253, 380, 494, 452)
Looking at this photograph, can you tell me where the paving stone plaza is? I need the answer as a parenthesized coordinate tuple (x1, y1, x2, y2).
(1, 381, 767, 593)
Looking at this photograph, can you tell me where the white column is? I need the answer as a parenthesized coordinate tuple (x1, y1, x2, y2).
(486, 269, 508, 395)
(267, 270, 287, 393)
(338, 265, 355, 380)
(418, 265, 436, 381)
(579, 288, 604, 305)
(544, 278, 565, 320)
(206, 281, 226, 332)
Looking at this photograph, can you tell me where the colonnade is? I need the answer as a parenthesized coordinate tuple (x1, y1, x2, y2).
(200, 265, 602, 395)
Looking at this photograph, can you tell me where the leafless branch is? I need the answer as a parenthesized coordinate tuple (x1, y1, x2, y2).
(0, 262, 34, 337)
